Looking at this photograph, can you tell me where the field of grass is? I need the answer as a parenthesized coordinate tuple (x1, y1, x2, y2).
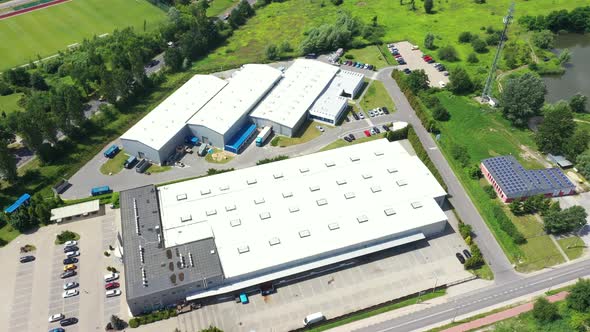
(309, 289, 446, 332)
(319, 133, 386, 152)
(99, 150, 128, 175)
(0, 93, 24, 115)
(557, 237, 585, 260)
(206, 0, 238, 17)
(192, 0, 588, 74)
(0, 0, 166, 70)
(271, 120, 322, 147)
(433, 92, 567, 269)
(360, 80, 396, 115)
(343, 45, 389, 69)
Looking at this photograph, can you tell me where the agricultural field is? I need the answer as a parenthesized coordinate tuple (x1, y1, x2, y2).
(433, 92, 567, 271)
(0, 0, 166, 70)
(192, 0, 588, 73)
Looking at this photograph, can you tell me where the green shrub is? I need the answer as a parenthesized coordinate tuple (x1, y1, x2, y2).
(392, 70, 438, 133)
(449, 143, 470, 167)
(407, 126, 447, 191)
(483, 185, 497, 199)
(256, 155, 289, 165)
(458, 220, 473, 239)
(129, 318, 139, 328)
(385, 125, 409, 142)
(491, 204, 526, 244)
(270, 136, 279, 146)
(56, 230, 78, 244)
(467, 164, 482, 179)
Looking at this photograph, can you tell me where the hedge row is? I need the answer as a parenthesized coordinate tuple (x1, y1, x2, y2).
(256, 155, 289, 165)
(129, 308, 177, 328)
(491, 204, 526, 244)
(391, 70, 438, 133)
(407, 126, 448, 191)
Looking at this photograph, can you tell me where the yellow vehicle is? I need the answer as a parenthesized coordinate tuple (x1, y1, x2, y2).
(63, 264, 77, 271)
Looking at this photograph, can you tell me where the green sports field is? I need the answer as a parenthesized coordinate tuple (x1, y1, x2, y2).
(0, 0, 166, 70)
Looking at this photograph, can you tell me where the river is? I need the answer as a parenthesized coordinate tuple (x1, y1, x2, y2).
(543, 33, 590, 106)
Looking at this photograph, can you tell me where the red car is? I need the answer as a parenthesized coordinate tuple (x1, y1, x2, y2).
(105, 282, 120, 290)
(394, 54, 402, 58)
(364, 130, 371, 137)
(423, 57, 432, 61)
(422, 54, 430, 58)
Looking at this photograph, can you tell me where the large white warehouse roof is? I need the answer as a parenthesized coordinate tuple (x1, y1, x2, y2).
(250, 59, 339, 129)
(157, 139, 447, 280)
(121, 75, 227, 150)
(187, 64, 282, 135)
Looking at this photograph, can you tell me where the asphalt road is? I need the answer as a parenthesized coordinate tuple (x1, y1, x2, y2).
(376, 67, 516, 283)
(356, 258, 590, 332)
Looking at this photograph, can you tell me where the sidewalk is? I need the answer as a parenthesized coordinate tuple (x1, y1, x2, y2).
(441, 291, 569, 332)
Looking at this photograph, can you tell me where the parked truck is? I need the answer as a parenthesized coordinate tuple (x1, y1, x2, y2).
(91, 186, 111, 196)
(103, 145, 120, 158)
(124, 156, 137, 169)
(255, 126, 272, 147)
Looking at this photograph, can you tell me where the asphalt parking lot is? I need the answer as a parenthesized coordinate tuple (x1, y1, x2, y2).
(8, 256, 35, 331)
(47, 245, 81, 332)
(393, 41, 449, 88)
(134, 212, 472, 332)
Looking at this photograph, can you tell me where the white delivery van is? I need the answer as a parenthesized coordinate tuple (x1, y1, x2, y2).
(303, 312, 325, 326)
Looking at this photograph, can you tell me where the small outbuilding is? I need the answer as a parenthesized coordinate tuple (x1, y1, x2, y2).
(50, 200, 102, 223)
(548, 154, 573, 169)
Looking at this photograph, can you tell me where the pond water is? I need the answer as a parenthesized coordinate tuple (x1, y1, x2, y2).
(543, 33, 590, 106)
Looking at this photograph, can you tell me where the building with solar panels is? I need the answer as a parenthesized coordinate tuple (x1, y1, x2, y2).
(480, 155, 575, 203)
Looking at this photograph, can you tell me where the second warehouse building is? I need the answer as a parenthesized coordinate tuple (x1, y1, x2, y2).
(120, 60, 363, 164)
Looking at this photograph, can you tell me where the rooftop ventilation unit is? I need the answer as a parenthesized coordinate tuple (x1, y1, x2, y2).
(254, 197, 265, 205)
(230, 219, 242, 227)
(205, 209, 217, 216)
(225, 204, 236, 212)
(299, 229, 311, 238)
(309, 185, 320, 192)
(219, 185, 230, 191)
(384, 208, 396, 216)
(139, 245, 145, 264)
(289, 206, 300, 213)
(316, 198, 328, 206)
(349, 156, 360, 162)
(396, 179, 408, 187)
(336, 179, 347, 185)
(259, 212, 271, 220)
(133, 198, 140, 235)
(200, 189, 211, 196)
(247, 178, 257, 185)
(273, 173, 283, 179)
(328, 223, 340, 231)
(362, 174, 372, 179)
(238, 245, 250, 254)
(325, 161, 335, 167)
(387, 168, 398, 174)
(344, 192, 356, 199)
(357, 215, 369, 223)
(176, 193, 187, 201)
(269, 237, 281, 246)
(371, 186, 382, 193)
(282, 192, 293, 198)
(180, 214, 192, 222)
(411, 201, 423, 209)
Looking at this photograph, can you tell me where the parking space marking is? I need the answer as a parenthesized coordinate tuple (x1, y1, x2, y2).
(47, 243, 82, 332)
(8, 257, 36, 331)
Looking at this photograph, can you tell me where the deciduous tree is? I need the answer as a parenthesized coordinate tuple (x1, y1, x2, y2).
(535, 101, 575, 154)
(449, 67, 474, 94)
(568, 278, 590, 312)
(501, 73, 546, 127)
(570, 93, 588, 113)
(424, 0, 433, 14)
(543, 205, 587, 234)
(532, 297, 559, 323)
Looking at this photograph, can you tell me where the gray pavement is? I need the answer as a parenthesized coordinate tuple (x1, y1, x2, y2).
(394, 41, 449, 87)
(8, 258, 34, 331)
(556, 192, 590, 246)
(47, 245, 81, 332)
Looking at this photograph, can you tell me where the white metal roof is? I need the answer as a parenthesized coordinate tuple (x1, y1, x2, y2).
(331, 69, 364, 96)
(50, 200, 100, 221)
(187, 64, 282, 135)
(250, 59, 340, 129)
(157, 139, 447, 279)
(121, 75, 227, 150)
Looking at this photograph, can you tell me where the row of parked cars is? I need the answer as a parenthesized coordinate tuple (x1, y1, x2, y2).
(368, 107, 389, 118)
(49, 241, 81, 331)
(387, 44, 406, 65)
(342, 60, 375, 71)
(455, 249, 472, 264)
(422, 54, 449, 76)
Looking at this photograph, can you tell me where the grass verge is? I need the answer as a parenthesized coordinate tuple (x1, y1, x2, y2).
(470, 263, 494, 280)
(99, 151, 128, 175)
(360, 80, 396, 115)
(309, 289, 446, 332)
(343, 45, 389, 69)
(271, 120, 322, 147)
(147, 164, 171, 173)
(557, 237, 585, 261)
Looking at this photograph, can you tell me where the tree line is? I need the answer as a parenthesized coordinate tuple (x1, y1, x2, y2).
(519, 6, 590, 33)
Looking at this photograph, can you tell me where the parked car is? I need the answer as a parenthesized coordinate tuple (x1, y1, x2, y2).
(463, 249, 472, 259)
(63, 257, 78, 265)
(63, 264, 76, 271)
(59, 317, 78, 326)
(63, 246, 78, 253)
(106, 289, 122, 298)
(348, 133, 356, 140)
(64, 241, 77, 247)
(63, 282, 78, 290)
(398, 60, 406, 65)
(368, 65, 374, 70)
(368, 110, 375, 117)
(403, 68, 411, 75)
(382, 125, 390, 132)
(48, 313, 64, 322)
(352, 112, 359, 120)
(65, 251, 79, 258)
(382, 107, 390, 114)
(62, 289, 79, 298)
(370, 128, 376, 135)
(104, 273, 119, 282)
(364, 130, 371, 137)
(443, 71, 449, 76)
(455, 252, 466, 264)
(105, 282, 120, 290)
(394, 54, 402, 58)
(373, 127, 381, 134)
(61, 270, 76, 279)
(49, 328, 65, 332)
(343, 137, 352, 143)
(316, 126, 325, 132)
(20, 255, 35, 263)
(377, 108, 384, 115)
(358, 112, 364, 119)
(439, 81, 447, 88)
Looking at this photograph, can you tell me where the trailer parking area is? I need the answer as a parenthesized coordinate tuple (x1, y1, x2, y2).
(392, 41, 450, 88)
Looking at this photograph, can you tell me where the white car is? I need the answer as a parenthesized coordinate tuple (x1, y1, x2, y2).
(377, 108, 384, 115)
(62, 289, 79, 298)
(64, 240, 77, 247)
(65, 250, 80, 258)
(104, 273, 119, 282)
(63, 281, 78, 290)
(439, 81, 447, 88)
(48, 313, 64, 322)
(106, 289, 122, 298)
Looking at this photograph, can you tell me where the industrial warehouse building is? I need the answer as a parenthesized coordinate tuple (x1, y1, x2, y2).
(120, 60, 363, 164)
(481, 155, 575, 203)
(120, 139, 449, 315)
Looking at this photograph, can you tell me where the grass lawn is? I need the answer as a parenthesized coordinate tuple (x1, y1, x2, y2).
(319, 133, 386, 152)
(309, 289, 446, 332)
(147, 164, 171, 173)
(510, 213, 565, 272)
(99, 150, 128, 175)
(343, 45, 390, 70)
(0, 93, 24, 115)
(0, 0, 166, 70)
(470, 263, 494, 280)
(206, 0, 238, 17)
(433, 92, 565, 269)
(360, 80, 396, 115)
(557, 237, 585, 261)
(192, 0, 588, 75)
(271, 120, 322, 147)
(205, 148, 234, 164)
(0, 224, 20, 245)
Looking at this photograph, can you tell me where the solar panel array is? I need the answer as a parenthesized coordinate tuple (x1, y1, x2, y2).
(482, 156, 575, 199)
